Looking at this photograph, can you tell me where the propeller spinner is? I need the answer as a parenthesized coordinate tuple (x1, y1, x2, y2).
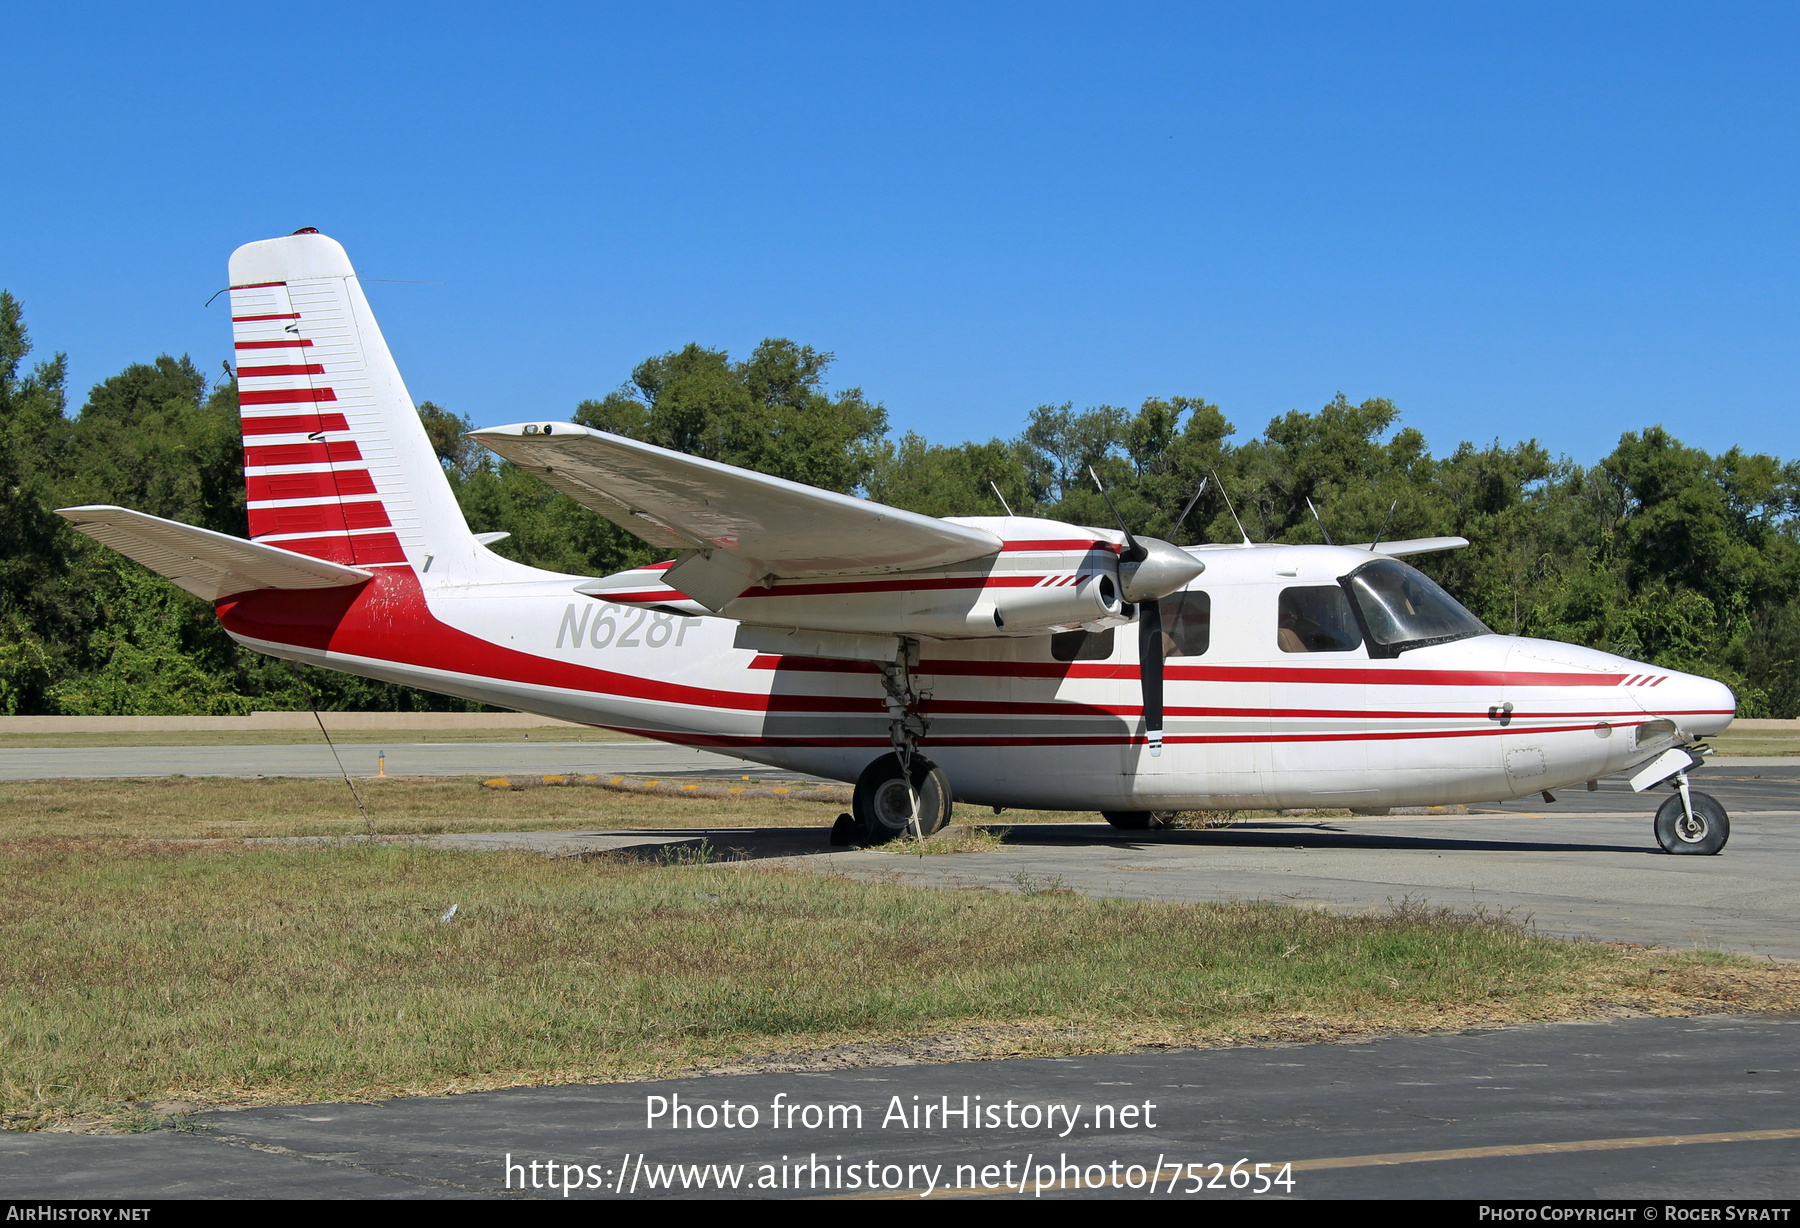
(1088, 469, 1207, 757)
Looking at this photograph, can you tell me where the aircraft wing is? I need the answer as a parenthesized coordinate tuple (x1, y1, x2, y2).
(1353, 536, 1470, 557)
(56, 505, 374, 601)
(470, 424, 1003, 597)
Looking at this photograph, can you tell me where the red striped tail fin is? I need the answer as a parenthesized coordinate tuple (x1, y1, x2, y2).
(226, 232, 480, 579)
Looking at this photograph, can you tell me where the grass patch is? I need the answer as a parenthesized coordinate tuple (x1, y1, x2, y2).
(872, 825, 1010, 855)
(0, 777, 1084, 842)
(3, 838, 1795, 1131)
(1709, 728, 1800, 757)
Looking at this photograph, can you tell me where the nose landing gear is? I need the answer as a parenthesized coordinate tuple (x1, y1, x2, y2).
(1654, 773, 1729, 855)
(1631, 746, 1729, 856)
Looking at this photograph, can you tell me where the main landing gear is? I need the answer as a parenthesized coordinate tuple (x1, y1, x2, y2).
(1654, 772, 1730, 856)
(845, 642, 954, 845)
(854, 753, 953, 843)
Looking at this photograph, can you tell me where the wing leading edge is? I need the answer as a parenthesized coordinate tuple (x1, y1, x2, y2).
(470, 424, 1003, 604)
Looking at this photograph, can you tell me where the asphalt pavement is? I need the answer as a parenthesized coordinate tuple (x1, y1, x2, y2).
(415, 765, 1800, 958)
(2, 1015, 1795, 1199)
(782, 765, 1800, 957)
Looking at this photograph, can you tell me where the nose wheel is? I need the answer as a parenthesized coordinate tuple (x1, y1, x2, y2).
(1654, 783, 1729, 855)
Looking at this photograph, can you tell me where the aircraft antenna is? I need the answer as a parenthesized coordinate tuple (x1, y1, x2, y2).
(1211, 470, 1252, 546)
(1306, 496, 1334, 545)
(989, 481, 1015, 517)
(1172, 476, 1209, 542)
(1369, 497, 1398, 553)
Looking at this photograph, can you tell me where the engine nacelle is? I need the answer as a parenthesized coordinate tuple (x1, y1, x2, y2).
(578, 516, 1148, 640)
(982, 573, 1121, 633)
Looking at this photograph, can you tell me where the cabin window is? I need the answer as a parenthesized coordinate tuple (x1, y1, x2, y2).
(1278, 586, 1363, 653)
(1051, 628, 1115, 661)
(1157, 591, 1211, 657)
(1342, 557, 1490, 657)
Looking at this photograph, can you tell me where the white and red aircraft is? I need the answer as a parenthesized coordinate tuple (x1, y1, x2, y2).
(58, 231, 1738, 853)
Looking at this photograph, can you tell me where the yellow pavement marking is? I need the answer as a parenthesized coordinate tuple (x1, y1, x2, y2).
(1284, 1126, 1800, 1171)
(827, 1127, 1800, 1199)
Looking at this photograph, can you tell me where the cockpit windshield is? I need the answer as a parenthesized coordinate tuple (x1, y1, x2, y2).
(1343, 558, 1490, 655)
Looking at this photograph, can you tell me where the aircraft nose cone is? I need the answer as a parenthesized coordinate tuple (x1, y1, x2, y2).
(1643, 669, 1737, 737)
(1120, 538, 1205, 604)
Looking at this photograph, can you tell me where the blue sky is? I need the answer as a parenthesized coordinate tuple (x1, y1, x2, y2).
(5, 2, 1797, 464)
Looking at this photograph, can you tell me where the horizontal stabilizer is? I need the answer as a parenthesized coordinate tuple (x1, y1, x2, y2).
(1353, 536, 1470, 557)
(56, 505, 373, 601)
(469, 424, 1002, 577)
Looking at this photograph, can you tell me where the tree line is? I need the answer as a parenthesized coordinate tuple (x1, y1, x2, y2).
(2, 290, 1796, 716)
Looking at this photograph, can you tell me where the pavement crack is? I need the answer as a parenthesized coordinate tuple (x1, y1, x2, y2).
(201, 1130, 485, 1194)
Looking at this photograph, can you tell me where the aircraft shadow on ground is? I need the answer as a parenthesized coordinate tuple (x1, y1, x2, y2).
(607, 822, 1651, 861)
(976, 823, 1651, 856)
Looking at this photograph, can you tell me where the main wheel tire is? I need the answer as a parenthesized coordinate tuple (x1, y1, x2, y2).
(1654, 790, 1729, 855)
(853, 754, 953, 844)
(1101, 810, 1162, 830)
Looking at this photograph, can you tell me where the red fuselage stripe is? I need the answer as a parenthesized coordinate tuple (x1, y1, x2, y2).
(597, 721, 1661, 751)
(997, 539, 1120, 553)
(220, 571, 782, 713)
(746, 654, 1627, 688)
(734, 575, 1043, 599)
(592, 573, 1068, 605)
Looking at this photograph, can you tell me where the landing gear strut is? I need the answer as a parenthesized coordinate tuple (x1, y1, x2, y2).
(1654, 772, 1729, 855)
(852, 643, 953, 844)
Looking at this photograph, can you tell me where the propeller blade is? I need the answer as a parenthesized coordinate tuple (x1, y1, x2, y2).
(1139, 597, 1165, 758)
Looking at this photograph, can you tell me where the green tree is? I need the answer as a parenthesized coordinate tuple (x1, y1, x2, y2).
(0, 293, 74, 711)
(575, 339, 889, 494)
(864, 432, 1026, 518)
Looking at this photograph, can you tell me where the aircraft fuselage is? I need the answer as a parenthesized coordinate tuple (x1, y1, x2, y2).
(218, 538, 1734, 813)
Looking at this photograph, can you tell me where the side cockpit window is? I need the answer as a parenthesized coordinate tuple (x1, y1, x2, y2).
(1157, 591, 1210, 657)
(1278, 586, 1364, 653)
(1343, 558, 1489, 656)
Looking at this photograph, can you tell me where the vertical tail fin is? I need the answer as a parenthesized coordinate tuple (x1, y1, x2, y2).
(227, 231, 477, 578)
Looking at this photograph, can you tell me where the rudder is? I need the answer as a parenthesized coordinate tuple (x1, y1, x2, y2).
(227, 230, 478, 578)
